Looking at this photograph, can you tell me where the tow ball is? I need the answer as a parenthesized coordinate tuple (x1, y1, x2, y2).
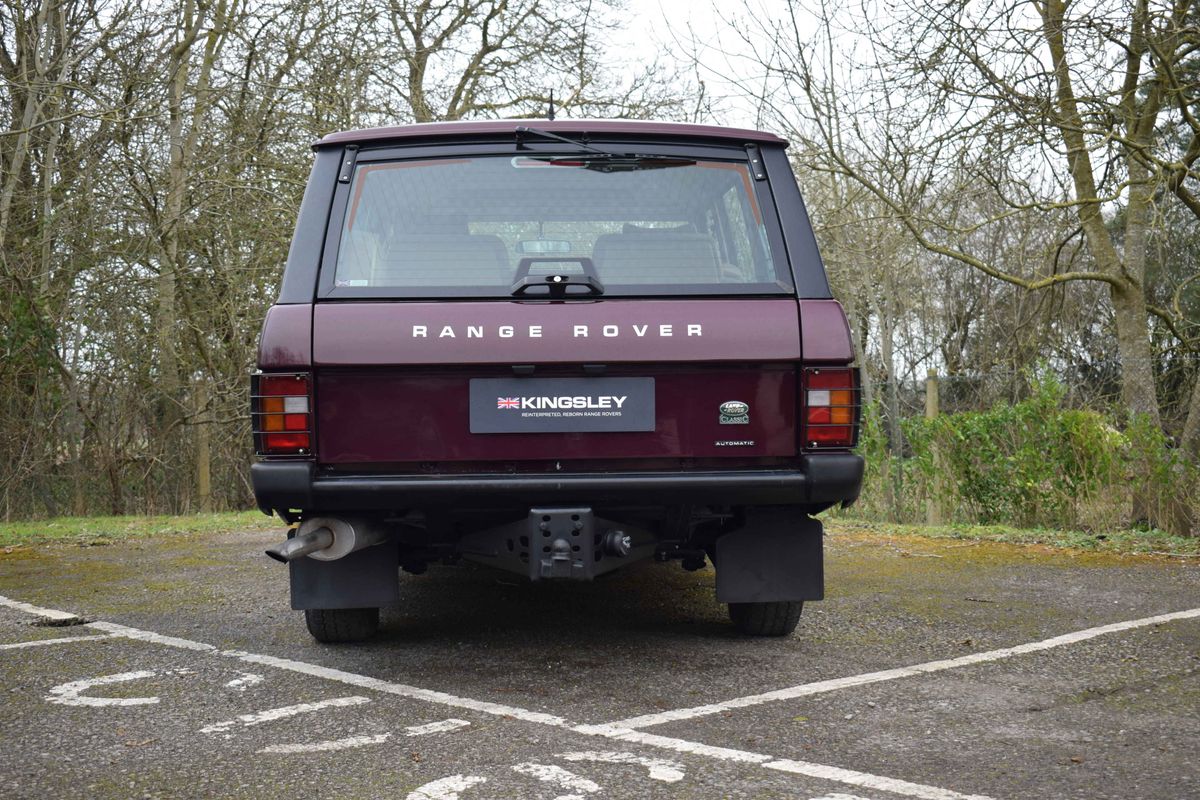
(532, 507, 596, 579)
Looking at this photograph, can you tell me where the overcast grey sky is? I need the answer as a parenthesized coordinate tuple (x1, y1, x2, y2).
(609, 0, 821, 129)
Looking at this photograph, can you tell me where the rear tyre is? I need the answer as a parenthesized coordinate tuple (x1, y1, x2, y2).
(304, 607, 379, 643)
(728, 601, 802, 637)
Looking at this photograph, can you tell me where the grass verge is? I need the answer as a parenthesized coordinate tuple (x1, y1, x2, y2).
(0, 510, 279, 548)
(2, 511, 1196, 558)
(827, 516, 1200, 557)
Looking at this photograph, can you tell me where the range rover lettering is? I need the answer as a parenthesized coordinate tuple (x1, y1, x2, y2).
(251, 119, 863, 642)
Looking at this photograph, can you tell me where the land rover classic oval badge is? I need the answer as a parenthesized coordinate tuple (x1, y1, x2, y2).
(719, 400, 750, 425)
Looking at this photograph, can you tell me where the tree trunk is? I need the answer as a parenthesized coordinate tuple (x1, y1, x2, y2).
(879, 288, 902, 519)
(1108, 280, 1162, 424)
(1040, 0, 1182, 531)
(1114, 155, 1162, 425)
(157, 4, 197, 438)
(845, 295, 875, 410)
(1174, 370, 1200, 537)
(107, 460, 124, 516)
(0, 63, 39, 253)
(1182, 371, 1200, 463)
(159, 0, 226, 465)
(1042, 0, 1163, 430)
(38, 96, 61, 295)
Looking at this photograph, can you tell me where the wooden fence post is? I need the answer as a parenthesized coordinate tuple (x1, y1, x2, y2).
(196, 380, 212, 513)
(925, 369, 942, 526)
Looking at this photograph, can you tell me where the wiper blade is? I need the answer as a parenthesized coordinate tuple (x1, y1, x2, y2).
(570, 155, 695, 172)
(517, 154, 696, 172)
(513, 127, 696, 171)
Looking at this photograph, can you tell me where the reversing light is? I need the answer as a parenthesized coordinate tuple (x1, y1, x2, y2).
(252, 373, 312, 455)
(802, 368, 858, 448)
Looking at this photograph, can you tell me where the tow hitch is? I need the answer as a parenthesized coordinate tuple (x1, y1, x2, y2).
(459, 507, 648, 581)
(534, 507, 594, 579)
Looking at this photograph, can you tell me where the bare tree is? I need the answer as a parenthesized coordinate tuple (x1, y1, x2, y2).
(372, 0, 686, 122)
(0, 0, 689, 519)
(725, 0, 1197, 529)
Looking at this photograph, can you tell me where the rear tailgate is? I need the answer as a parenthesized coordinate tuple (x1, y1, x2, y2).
(312, 299, 800, 466)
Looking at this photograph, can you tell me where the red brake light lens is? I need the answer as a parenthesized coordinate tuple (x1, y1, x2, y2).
(802, 368, 859, 448)
(252, 373, 311, 455)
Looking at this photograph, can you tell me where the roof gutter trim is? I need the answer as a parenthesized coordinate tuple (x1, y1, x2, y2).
(311, 119, 788, 150)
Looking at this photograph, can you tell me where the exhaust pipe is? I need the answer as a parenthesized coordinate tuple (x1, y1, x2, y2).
(265, 526, 334, 563)
(265, 517, 388, 563)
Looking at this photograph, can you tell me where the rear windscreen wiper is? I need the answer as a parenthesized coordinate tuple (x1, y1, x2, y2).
(514, 127, 696, 172)
(515, 126, 611, 155)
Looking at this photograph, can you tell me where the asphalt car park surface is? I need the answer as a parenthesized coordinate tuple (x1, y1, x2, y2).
(0, 524, 1197, 799)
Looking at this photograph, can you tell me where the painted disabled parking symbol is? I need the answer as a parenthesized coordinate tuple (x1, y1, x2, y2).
(43, 668, 476, 755)
(41, 666, 688, 797)
(44, 667, 264, 707)
(406, 768, 875, 800)
(25, 658, 915, 800)
(45, 668, 198, 706)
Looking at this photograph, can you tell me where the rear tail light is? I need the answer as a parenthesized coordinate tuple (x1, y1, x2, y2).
(802, 367, 859, 448)
(252, 372, 312, 456)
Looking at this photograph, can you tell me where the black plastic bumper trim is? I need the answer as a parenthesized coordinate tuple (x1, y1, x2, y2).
(251, 454, 864, 513)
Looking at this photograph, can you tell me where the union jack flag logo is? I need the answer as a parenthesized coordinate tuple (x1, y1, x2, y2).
(497, 397, 520, 409)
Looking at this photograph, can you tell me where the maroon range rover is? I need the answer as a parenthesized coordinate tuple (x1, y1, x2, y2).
(252, 119, 862, 642)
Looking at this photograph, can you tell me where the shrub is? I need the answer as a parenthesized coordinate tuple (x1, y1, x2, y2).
(849, 375, 1197, 535)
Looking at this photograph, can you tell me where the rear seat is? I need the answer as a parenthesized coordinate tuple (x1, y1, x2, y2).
(592, 226, 720, 284)
(372, 233, 511, 287)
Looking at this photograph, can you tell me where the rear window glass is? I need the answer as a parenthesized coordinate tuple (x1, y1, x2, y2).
(330, 155, 788, 297)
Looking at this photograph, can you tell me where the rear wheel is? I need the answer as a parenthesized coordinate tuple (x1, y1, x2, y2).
(304, 607, 379, 643)
(728, 601, 802, 636)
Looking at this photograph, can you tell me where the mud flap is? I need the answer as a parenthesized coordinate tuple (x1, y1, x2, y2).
(715, 510, 823, 603)
(288, 539, 399, 609)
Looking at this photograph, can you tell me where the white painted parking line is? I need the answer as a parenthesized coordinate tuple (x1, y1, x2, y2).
(258, 733, 391, 754)
(32, 593, 1200, 800)
(200, 695, 371, 734)
(764, 759, 993, 800)
(221, 648, 569, 727)
(607, 606, 1200, 730)
(580, 728, 992, 800)
(0, 632, 119, 650)
(0, 594, 81, 622)
(86, 620, 218, 652)
(573, 723, 770, 762)
(405, 719, 471, 736)
(87, 615, 996, 800)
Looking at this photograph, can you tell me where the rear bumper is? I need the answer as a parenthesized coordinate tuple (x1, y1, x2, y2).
(251, 454, 864, 514)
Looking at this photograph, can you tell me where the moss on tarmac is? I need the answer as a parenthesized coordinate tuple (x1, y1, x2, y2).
(0, 510, 278, 549)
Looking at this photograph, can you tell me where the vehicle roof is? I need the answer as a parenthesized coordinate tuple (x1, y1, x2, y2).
(314, 119, 788, 149)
